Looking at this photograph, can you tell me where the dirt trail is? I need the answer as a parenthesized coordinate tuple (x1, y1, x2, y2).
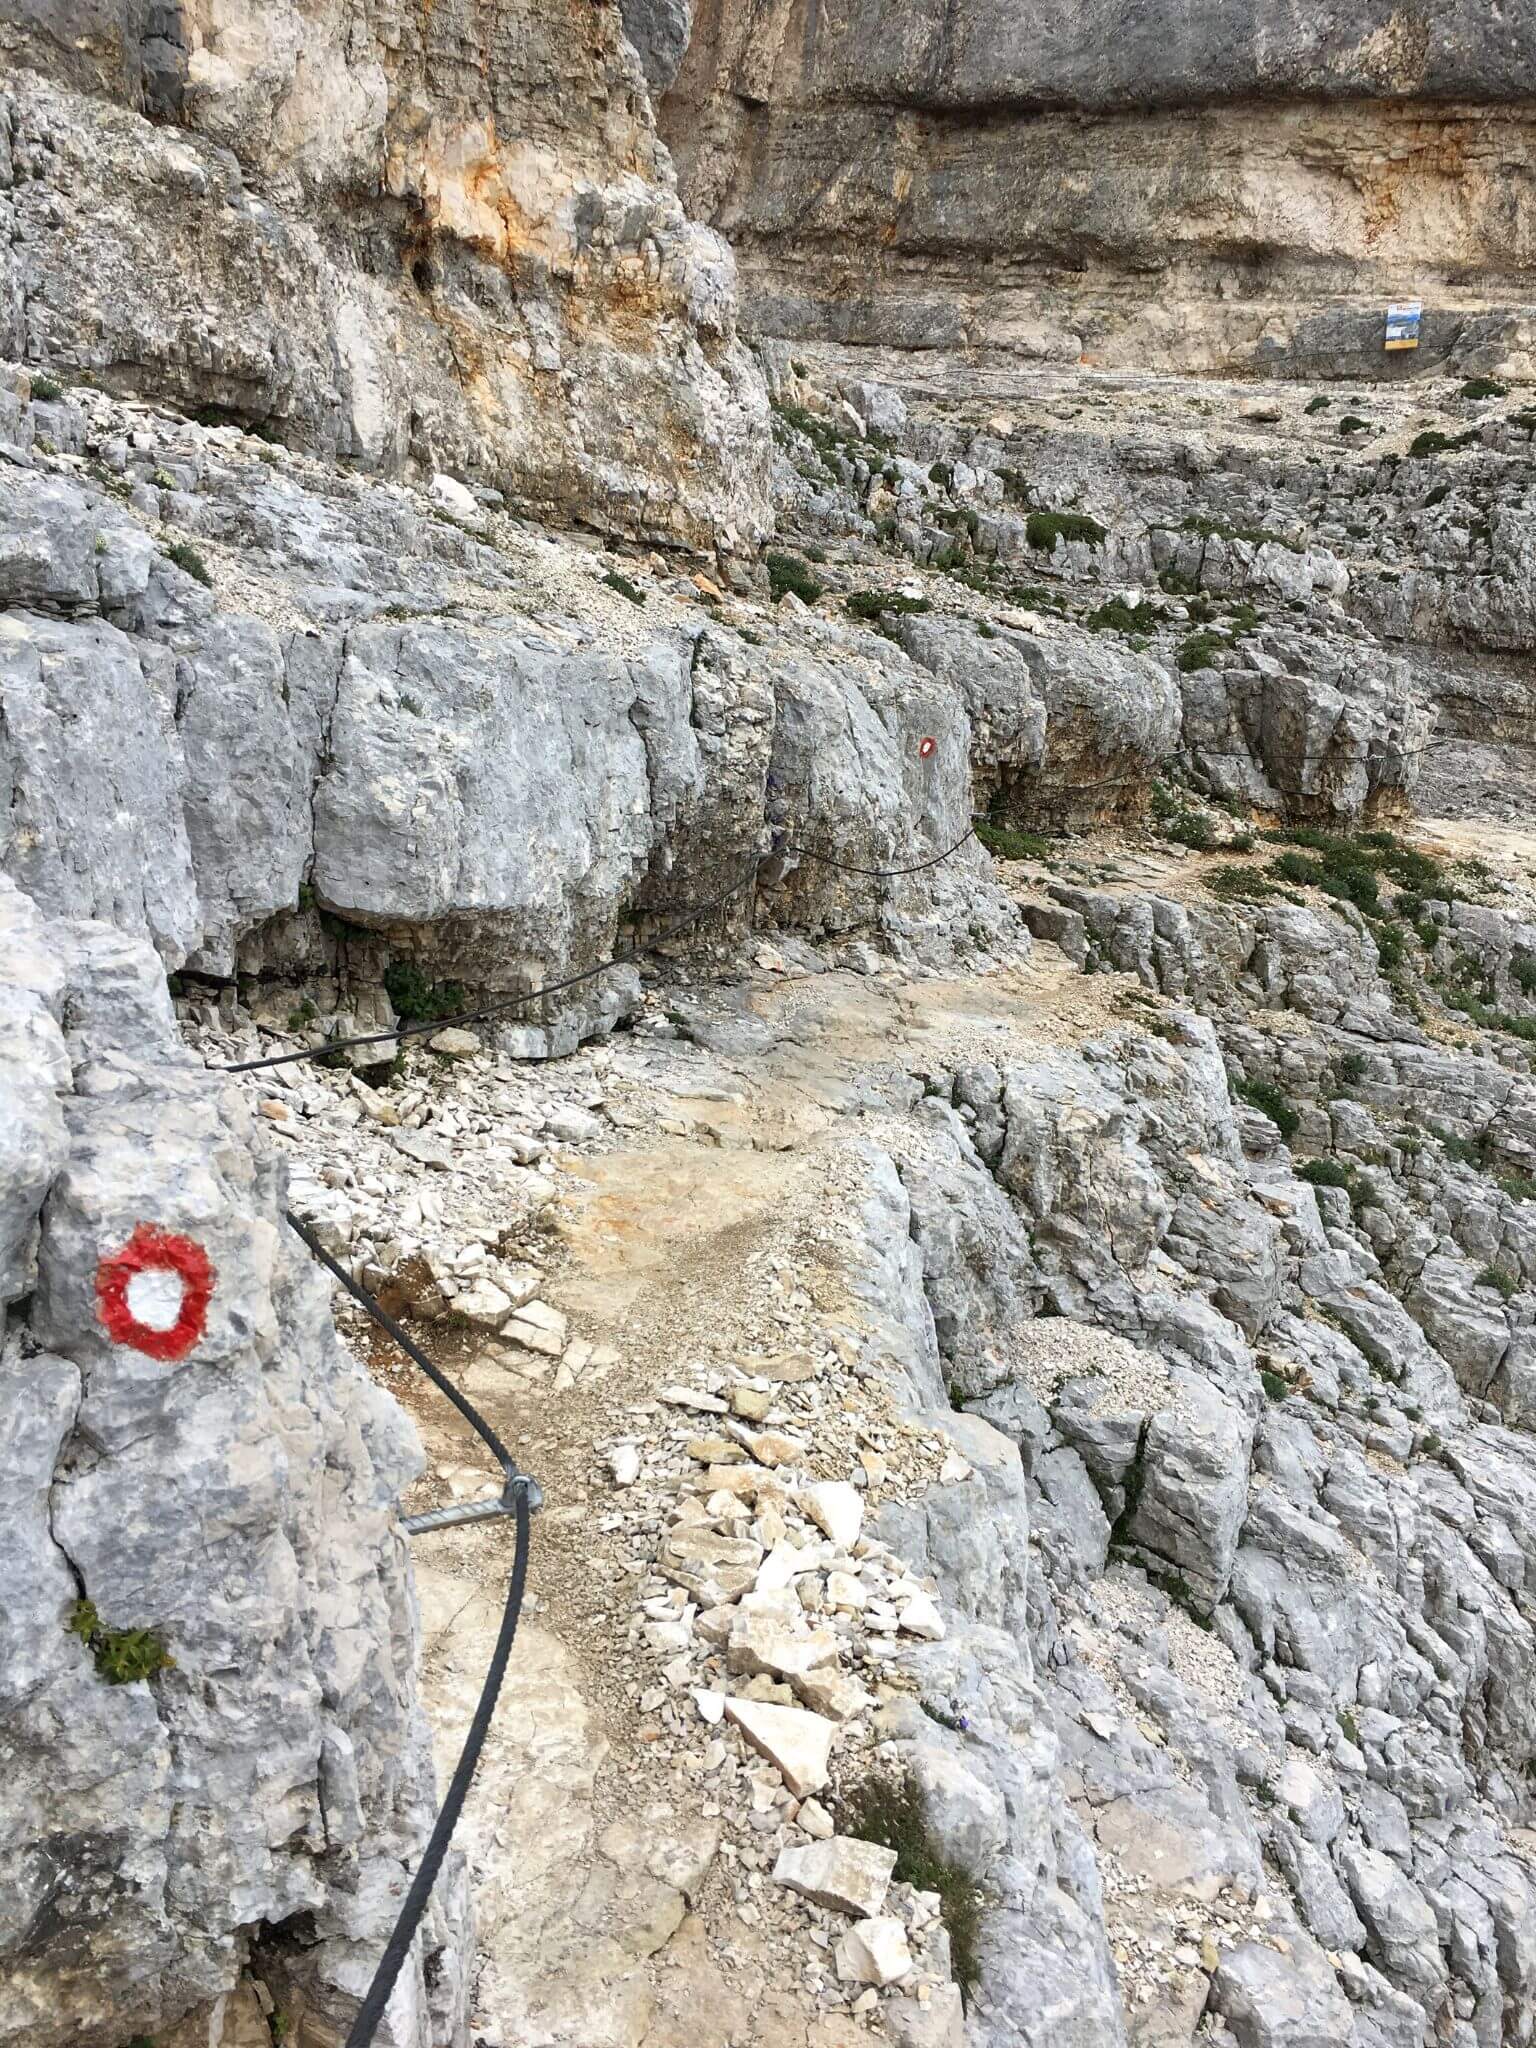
(362, 943, 1127, 2047)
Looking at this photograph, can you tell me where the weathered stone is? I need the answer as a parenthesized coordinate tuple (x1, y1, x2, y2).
(773, 1836, 897, 1918)
(723, 1697, 835, 1796)
(834, 1916, 912, 1988)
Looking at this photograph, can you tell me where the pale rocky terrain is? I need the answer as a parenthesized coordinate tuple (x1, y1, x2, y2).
(5, 8, 1536, 2048)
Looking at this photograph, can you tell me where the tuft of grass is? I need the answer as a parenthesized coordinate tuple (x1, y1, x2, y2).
(1264, 825, 1445, 916)
(976, 820, 1051, 862)
(1304, 394, 1332, 414)
(31, 373, 65, 402)
(1026, 508, 1106, 552)
(1086, 596, 1161, 635)
(1478, 1265, 1519, 1299)
(1297, 1156, 1385, 1214)
(1204, 864, 1283, 903)
(839, 1772, 985, 2000)
(766, 551, 824, 604)
(1176, 629, 1226, 673)
(1336, 1051, 1368, 1087)
(1460, 377, 1508, 401)
(1260, 1367, 1289, 1401)
(602, 569, 646, 607)
(67, 1600, 174, 1685)
(1297, 1158, 1350, 1190)
(383, 959, 467, 1024)
(1409, 428, 1480, 459)
(164, 539, 212, 587)
(1150, 782, 1217, 850)
(845, 589, 932, 622)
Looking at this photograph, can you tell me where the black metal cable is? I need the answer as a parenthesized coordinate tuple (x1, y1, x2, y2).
(284, 1206, 536, 2048)
(222, 952, 636, 1075)
(788, 823, 978, 879)
(342, 1482, 530, 2048)
(213, 827, 978, 1078)
(284, 1209, 520, 1476)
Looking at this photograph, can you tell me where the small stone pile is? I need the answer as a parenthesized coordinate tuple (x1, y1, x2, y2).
(599, 1364, 965, 2024)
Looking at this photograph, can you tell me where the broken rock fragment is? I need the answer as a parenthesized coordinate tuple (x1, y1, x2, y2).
(835, 1915, 913, 1987)
(723, 1696, 835, 1796)
(773, 1836, 897, 1918)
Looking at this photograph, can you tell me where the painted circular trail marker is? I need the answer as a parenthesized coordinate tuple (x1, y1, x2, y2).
(918, 735, 937, 759)
(96, 1225, 215, 1361)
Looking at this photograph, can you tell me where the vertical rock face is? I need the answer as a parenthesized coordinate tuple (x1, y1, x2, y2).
(664, 1, 1536, 376)
(0, 876, 466, 2047)
(1, 0, 772, 548)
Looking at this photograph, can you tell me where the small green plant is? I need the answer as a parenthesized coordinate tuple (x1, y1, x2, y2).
(1260, 1367, 1289, 1401)
(31, 373, 64, 402)
(1026, 508, 1106, 552)
(67, 1600, 174, 1685)
(1086, 596, 1161, 635)
(164, 539, 212, 587)
(765, 551, 824, 604)
(1338, 1708, 1361, 1746)
(286, 997, 318, 1031)
(1336, 1051, 1368, 1088)
(1338, 416, 1370, 436)
(976, 820, 1051, 862)
(1204, 864, 1283, 903)
(1176, 630, 1226, 673)
(383, 959, 467, 1024)
(1298, 1159, 1351, 1190)
(839, 1772, 985, 2000)
(1511, 953, 1536, 995)
(1304, 394, 1331, 414)
(1408, 428, 1480, 459)
(845, 589, 932, 621)
(1478, 1265, 1519, 1299)
(1460, 377, 1508, 401)
(1235, 1077, 1300, 1141)
(1420, 1431, 1443, 1456)
(929, 461, 954, 489)
(1499, 1172, 1536, 1204)
(602, 569, 646, 607)
(398, 692, 422, 717)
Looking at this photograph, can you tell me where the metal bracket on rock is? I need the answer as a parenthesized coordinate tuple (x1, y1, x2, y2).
(402, 1468, 543, 1536)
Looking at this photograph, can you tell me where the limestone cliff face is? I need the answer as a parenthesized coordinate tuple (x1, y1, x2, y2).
(1, 0, 772, 548)
(664, 0, 1536, 377)
(0, 876, 466, 2048)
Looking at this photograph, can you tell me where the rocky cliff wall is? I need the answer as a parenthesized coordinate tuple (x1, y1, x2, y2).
(664, 3, 1536, 377)
(1, 1, 771, 550)
(0, 874, 467, 2048)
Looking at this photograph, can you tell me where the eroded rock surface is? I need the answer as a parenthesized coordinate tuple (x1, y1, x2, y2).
(0, 875, 466, 2047)
(2, 2, 771, 549)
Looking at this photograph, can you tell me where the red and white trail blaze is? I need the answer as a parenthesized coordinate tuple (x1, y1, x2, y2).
(95, 1224, 215, 1361)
